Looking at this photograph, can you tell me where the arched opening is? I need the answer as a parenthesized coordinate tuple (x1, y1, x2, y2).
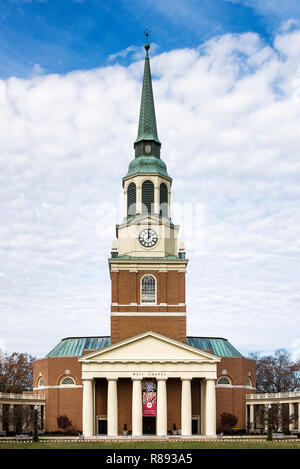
(127, 182, 136, 216)
(141, 274, 156, 303)
(142, 180, 154, 214)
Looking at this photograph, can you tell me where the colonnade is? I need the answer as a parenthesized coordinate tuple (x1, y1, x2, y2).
(246, 401, 300, 432)
(82, 376, 216, 437)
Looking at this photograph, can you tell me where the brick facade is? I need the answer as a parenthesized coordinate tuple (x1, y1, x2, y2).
(33, 354, 256, 433)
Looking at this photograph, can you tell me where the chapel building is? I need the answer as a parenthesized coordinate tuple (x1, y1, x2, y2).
(33, 42, 256, 437)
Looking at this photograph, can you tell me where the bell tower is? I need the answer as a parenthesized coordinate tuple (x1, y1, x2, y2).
(109, 39, 188, 344)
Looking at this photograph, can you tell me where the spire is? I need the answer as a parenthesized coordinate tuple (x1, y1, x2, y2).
(135, 33, 160, 145)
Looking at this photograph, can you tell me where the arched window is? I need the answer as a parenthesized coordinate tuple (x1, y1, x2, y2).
(141, 275, 156, 303)
(246, 377, 252, 387)
(217, 377, 231, 385)
(38, 378, 44, 387)
(142, 180, 154, 214)
(61, 377, 75, 385)
(160, 183, 168, 218)
(127, 182, 136, 216)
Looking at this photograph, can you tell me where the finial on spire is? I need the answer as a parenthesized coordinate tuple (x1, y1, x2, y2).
(144, 29, 150, 55)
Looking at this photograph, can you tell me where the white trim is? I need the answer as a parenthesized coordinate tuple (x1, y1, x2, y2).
(33, 385, 83, 390)
(216, 384, 256, 389)
(111, 303, 186, 307)
(111, 312, 186, 316)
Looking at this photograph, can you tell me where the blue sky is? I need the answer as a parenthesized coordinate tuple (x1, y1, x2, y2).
(1, 0, 300, 78)
(1, 0, 300, 359)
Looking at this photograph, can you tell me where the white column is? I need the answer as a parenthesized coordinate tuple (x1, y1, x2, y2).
(156, 378, 167, 436)
(181, 378, 192, 436)
(0, 404, 3, 432)
(289, 403, 294, 431)
(205, 379, 216, 436)
(136, 184, 142, 214)
(249, 404, 254, 431)
(107, 379, 118, 436)
(82, 379, 94, 437)
(264, 405, 269, 432)
(154, 184, 160, 214)
(200, 380, 206, 435)
(132, 378, 143, 436)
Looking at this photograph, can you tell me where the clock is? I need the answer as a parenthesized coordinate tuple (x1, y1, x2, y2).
(145, 144, 152, 154)
(139, 228, 158, 248)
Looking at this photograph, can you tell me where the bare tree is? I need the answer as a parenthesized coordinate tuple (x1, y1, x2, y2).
(258, 404, 295, 433)
(249, 349, 300, 393)
(0, 351, 35, 393)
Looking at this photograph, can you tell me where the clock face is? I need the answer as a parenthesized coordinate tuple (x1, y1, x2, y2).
(139, 228, 158, 248)
(145, 144, 152, 154)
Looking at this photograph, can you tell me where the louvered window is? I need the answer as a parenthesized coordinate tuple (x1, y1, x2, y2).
(127, 182, 136, 216)
(142, 180, 154, 214)
(141, 275, 156, 303)
(160, 183, 168, 218)
(61, 377, 75, 385)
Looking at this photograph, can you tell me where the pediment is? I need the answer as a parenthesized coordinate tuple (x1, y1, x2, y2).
(79, 331, 220, 363)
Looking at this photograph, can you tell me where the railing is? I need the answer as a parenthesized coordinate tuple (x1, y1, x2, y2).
(0, 392, 45, 401)
(246, 391, 300, 400)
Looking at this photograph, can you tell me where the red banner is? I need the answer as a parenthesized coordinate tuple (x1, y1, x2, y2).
(142, 391, 157, 416)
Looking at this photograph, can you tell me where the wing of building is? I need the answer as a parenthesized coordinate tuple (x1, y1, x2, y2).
(32, 41, 256, 437)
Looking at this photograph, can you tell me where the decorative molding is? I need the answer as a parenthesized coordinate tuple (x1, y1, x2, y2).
(111, 312, 186, 316)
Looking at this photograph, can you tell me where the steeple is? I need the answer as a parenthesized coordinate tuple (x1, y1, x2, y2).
(135, 40, 160, 145)
(124, 35, 170, 182)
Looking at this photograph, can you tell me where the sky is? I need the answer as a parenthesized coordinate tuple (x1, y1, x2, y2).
(0, 0, 300, 360)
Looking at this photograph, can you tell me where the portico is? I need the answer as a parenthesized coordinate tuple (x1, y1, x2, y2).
(79, 331, 220, 437)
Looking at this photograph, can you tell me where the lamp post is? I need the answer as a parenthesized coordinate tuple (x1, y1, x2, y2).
(32, 405, 39, 442)
(267, 403, 272, 441)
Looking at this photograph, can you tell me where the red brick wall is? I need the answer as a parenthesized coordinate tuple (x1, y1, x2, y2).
(216, 357, 256, 430)
(110, 269, 187, 343)
(33, 357, 82, 432)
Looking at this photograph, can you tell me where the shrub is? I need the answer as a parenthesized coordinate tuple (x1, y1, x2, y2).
(57, 415, 72, 433)
(220, 412, 238, 433)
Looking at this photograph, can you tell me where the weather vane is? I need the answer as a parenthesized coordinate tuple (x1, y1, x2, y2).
(144, 29, 151, 44)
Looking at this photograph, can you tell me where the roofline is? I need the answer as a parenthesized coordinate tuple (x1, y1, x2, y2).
(59, 335, 230, 341)
(60, 336, 110, 340)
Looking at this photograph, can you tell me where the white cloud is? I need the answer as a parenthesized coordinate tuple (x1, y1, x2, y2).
(0, 30, 300, 358)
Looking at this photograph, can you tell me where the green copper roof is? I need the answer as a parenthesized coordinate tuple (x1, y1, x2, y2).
(45, 335, 242, 358)
(186, 337, 243, 358)
(124, 155, 170, 179)
(135, 44, 160, 144)
(46, 336, 110, 358)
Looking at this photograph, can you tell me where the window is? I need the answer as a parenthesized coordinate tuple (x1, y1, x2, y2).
(127, 182, 136, 216)
(141, 275, 156, 303)
(61, 377, 75, 385)
(159, 183, 168, 218)
(142, 180, 154, 214)
(217, 377, 231, 385)
(38, 378, 44, 387)
(246, 377, 252, 387)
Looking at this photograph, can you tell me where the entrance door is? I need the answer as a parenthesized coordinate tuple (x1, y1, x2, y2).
(98, 418, 107, 435)
(143, 417, 156, 434)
